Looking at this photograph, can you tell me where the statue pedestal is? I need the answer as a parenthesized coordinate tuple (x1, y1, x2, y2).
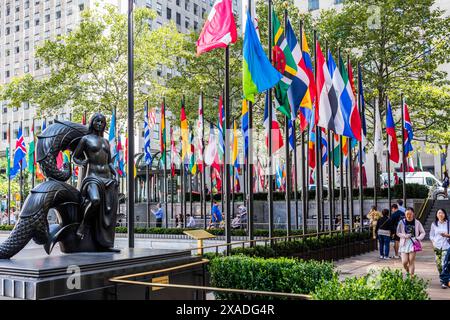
(0, 247, 203, 300)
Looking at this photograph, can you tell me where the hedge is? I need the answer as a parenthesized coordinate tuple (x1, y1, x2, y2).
(209, 256, 336, 300)
(313, 269, 429, 300)
(0, 225, 14, 231)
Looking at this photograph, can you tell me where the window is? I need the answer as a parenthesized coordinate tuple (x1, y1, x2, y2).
(194, 21, 198, 31)
(35, 18, 40, 26)
(15, 6, 20, 13)
(176, 0, 180, 6)
(5, 70, 10, 78)
(79, 4, 84, 11)
(202, 8, 205, 18)
(6, 27, 10, 35)
(24, 41, 29, 51)
(185, 0, 189, 11)
(15, 46, 19, 54)
(35, 60, 40, 70)
(24, 64, 30, 73)
(156, 3, 161, 15)
(146, 0, 152, 7)
(23, 101, 30, 110)
(3, 106, 7, 114)
(24, 127, 30, 137)
(334, 0, 343, 3)
(194, 3, 198, 15)
(2, 131, 7, 141)
(45, 14, 50, 22)
(166, 7, 171, 19)
(308, 0, 319, 11)
(25, 20, 30, 29)
(6, 49, 10, 56)
(15, 25, 19, 32)
(67, 7, 73, 16)
(25, 0, 30, 9)
(55, 11, 61, 19)
(176, 12, 181, 25)
(6, 6, 11, 16)
(185, 17, 190, 29)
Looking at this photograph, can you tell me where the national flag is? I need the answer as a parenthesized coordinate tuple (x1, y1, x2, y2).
(288, 119, 295, 152)
(416, 152, 423, 171)
(408, 156, 415, 172)
(257, 159, 265, 190)
(358, 65, 367, 163)
(189, 129, 197, 175)
(321, 127, 327, 164)
(117, 134, 125, 177)
(160, 101, 167, 164)
(242, 10, 281, 103)
(217, 95, 225, 161)
(197, 95, 204, 173)
(205, 123, 218, 168)
(403, 102, 414, 158)
(148, 108, 157, 127)
(27, 123, 36, 174)
(285, 19, 308, 119)
(272, 10, 297, 119)
(109, 110, 118, 164)
(10, 126, 27, 179)
(263, 91, 284, 153)
(241, 99, 249, 159)
(232, 120, 239, 171)
(374, 99, 384, 160)
(180, 100, 189, 163)
(347, 61, 362, 141)
(327, 51, 348, 136)
(386, 99, 400, 163)
(316, 42, 336, 131)
(196, 0, 237, 56)
(298, 30, 315, 132)
(234, 170, 240, 192)
(143, 102, 152, 165)
(276, 160, 283, 190)
(308, 108, 316, 169)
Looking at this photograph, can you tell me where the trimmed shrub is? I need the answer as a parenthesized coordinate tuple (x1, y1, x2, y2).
(0, 225, 14, 231)
(313, 269, 429, 300)
(209, 255, 336, 299)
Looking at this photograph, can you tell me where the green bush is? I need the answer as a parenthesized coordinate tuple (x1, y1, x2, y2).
(0, 225, 14, 231)
(209, 255, 336, 300)
(313, 269, 429, 300)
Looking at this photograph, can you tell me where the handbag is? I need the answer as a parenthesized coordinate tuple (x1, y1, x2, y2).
(412, 239, 422, 252)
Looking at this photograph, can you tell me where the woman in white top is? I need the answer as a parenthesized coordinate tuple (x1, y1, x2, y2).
(429, 209, 450, 288)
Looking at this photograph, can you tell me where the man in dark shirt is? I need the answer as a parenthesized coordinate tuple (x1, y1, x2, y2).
(390, 203, 405, 259)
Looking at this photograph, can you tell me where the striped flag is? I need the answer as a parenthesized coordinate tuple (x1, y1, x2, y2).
(27, 122, 36, 174)
(160, 101, 166, 164)
(241, 99, 249, 159)
(189, 128, 197, 175)
(327, 51, 348, 136)
(109, 110, 118, 163)
(180, 100, 189, 163)
(272, 10, 297, 119)
(197, 95, 204, 173)
(403, 102, 414, 158)
(316, 42, 337, 131)
(298, 29, 315, 132)
(117, 133, 125, 177)
(386, 99, 400, 163)
(143, 102, 152, 165)
(347, 60, 362, 141)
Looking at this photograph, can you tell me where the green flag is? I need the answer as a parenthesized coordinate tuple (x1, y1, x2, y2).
(417, 153, 423, 171)
(27, 140, 35, 174)
(272, 10, 297, 119)
(6, 147, 10, 179)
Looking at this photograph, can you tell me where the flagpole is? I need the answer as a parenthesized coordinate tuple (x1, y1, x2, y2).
(331, 133, 336, 229)
(293, 120, 299, 230)
(267, 0, 274, 242)
(201, 92, 207, 230)
(325, 41, 333, 232)
(347, 56, 354, 232)
(374, 97, 378, 208)
(283, 9, 292, 237)
(314, 30, 322, 234)
(224, 46, 232, 253)
(163, 98, 168, 229)
(358, 62, 364, 232)
(299, 20, 307, 235)
(127, 0, 135, 248)
(386, 97, 391, 209)
(7, 123, 11, 226)
(400, 94, 406, 207)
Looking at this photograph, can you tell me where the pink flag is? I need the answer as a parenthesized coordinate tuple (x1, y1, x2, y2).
(196, 0, 237, 56)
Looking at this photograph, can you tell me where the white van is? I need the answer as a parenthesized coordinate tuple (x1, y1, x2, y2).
(380, 172, 446, 199)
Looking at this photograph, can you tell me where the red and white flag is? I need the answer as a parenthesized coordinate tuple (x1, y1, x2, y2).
(196, 0, 237, 56)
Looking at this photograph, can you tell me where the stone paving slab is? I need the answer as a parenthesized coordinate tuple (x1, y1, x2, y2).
(334, 240, 450, 300)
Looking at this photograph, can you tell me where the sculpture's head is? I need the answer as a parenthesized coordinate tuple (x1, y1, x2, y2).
(88, 113, 107, 134)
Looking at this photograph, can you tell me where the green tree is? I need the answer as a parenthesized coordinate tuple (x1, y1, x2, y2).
(0, 5, 186, 123)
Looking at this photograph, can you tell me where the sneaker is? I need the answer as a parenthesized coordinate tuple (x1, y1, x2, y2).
(393, 255, 401, 259)
(383, 256, 391, 260)
(379, 255, 384, 259)
(441, 283, 448, 289)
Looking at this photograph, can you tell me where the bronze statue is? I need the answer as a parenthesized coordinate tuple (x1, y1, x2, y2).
(0, 113, 120, 258)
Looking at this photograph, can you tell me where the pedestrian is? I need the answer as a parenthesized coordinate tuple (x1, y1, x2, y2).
(175, 213, 183, 228)
(186, 214, 196, 228)
(397, 207, 426, 276)
(394, 172, 399, 185)
(151, 203, 163, 228)
(397, 199, 406, 213)
(390, 203, 405, 259)
(443, 170, 449, 199)
(429, 208, 450, 288)
(376, 209, 392, 260)
(367, 205, 382, 239)
(208, 200, 222, 229)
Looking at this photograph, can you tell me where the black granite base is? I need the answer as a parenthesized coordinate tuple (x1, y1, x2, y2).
(0, 247, 203, 300)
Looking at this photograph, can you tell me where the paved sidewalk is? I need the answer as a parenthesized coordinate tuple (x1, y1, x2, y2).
(334, 240, 449, 300)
